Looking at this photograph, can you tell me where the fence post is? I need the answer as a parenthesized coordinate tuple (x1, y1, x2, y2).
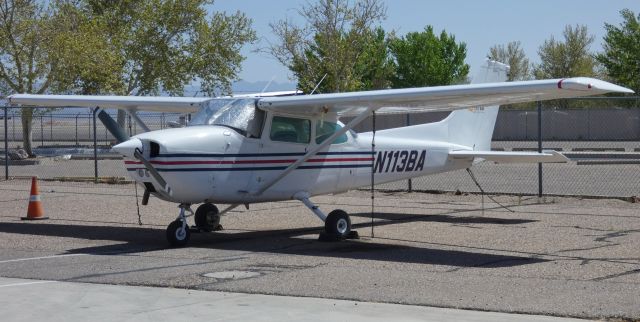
(75, 113, 79, 146)
(537, 101, 543, 197)
(4, 106, 8, 180)
(40, 114, 44, 147)
(93, 108, 98, 183)
(406, 113, 412, 192)
(127, 114, 132, 136)
(11, 110, 15, 142)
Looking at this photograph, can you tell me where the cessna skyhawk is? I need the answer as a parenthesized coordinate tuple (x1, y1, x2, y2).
(9, 61, 633, 246)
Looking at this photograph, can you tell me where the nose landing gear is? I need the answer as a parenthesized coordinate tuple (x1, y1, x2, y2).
(166, 203, 226, 247)
(166, 203, 193, 247)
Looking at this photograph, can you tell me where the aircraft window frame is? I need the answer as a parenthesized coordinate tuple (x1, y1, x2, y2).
(246, 108, 266, 139)
(188, 98, 264, 138)
(269, 115, 311, 144)
(314, 121, 349, 145)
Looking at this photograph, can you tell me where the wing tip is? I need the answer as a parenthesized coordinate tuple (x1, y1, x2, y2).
(562, 77, 634, 94)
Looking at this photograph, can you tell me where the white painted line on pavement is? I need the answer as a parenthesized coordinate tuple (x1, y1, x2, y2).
(0, 253, 87, 264)
(0, 280, 57, 288)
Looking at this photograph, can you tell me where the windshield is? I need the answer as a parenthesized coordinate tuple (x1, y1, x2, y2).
(188, 98, 263, 138)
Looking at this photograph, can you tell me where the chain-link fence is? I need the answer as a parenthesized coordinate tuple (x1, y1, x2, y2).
(2, 97, 639, 198)
(1, 108, 185, 182)
(351, 97, 640, 198)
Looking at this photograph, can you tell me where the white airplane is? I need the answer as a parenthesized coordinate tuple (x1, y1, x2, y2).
(9, 61, 633, 246)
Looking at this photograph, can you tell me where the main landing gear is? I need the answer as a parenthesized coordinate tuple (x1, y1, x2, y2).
(166, 203, 223, 247)
(294, 192, 358, 241)
(194, 203, 221, 232)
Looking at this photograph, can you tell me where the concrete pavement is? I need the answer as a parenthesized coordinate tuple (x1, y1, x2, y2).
(0, 277, 586, 322)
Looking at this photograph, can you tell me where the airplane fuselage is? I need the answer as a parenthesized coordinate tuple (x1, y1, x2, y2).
(123, 123, 472, 204)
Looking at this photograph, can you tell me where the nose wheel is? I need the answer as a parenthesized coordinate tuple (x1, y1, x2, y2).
(167, 219, 190, 247)
(166, 203, 193, 247)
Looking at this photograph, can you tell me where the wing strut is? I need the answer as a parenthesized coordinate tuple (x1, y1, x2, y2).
(253, 106, 376, 196)
(126, 108, 151, 132)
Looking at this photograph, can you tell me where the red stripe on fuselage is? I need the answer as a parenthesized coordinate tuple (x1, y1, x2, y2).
(123, 157, 373, 165)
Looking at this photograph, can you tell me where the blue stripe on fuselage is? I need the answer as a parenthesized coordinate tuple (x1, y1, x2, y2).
(156, 151, 374, 158)
(126, 164, 371, 172)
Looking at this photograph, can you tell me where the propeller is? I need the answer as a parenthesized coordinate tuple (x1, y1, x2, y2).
(96, 108, 129, 144)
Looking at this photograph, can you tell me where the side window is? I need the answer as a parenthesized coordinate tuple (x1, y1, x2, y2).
(315, 121, 348, 144)
(270, 116, 311, 144)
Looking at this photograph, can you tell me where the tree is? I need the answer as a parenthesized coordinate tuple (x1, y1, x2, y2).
(0, 0, 256, 155)
(534, 25, 596, 79)
(597, 9, 640, 94)
(269, 0, 388, 93)
(389, 26, 469, 88)
(488, 41, 530, 81)
(0, 78, 7, 97)
(48, 2, 124, 95)
(354, 27, 394, 90)
(81, 0, 256, 126)
(0, 0, 93, 156)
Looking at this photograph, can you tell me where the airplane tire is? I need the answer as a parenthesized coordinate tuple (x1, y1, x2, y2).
(167, 220, 190, 247)
(324, 209, 351, 239)
(195, 203, 220, 232)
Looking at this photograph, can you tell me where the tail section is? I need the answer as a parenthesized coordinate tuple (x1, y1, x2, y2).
(373, 60, 509, 150)
(443, 60, 509, 151)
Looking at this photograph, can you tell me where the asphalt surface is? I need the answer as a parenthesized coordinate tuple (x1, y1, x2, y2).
(0, 180, 639, 320)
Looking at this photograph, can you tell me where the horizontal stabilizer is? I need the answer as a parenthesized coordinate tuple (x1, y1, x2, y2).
(449, 150, 569, 163)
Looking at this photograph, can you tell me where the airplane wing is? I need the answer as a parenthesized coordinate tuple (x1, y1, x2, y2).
(9, 78, 632, 116)
(7, 90, 303, 112)
(7, 95, 208, 113)
(448, 150, 569, 163)
(257, 77, 633, 117)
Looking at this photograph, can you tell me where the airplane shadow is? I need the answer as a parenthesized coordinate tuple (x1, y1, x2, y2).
(349, 212, 537, 225)
(0, 220, 547, 268)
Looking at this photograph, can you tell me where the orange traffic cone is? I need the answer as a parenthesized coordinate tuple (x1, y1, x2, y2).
(21, 176, 48, 220)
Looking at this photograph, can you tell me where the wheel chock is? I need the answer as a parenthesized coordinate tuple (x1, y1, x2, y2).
(318, 230, 359, 242)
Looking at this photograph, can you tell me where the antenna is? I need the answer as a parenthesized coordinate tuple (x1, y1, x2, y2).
(310, 74, 327, 95)
(260, 76, 277, 94)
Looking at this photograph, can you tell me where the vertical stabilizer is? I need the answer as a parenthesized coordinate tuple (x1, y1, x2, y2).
(444, 60, 509, 151)
(367, 60, 510, 150)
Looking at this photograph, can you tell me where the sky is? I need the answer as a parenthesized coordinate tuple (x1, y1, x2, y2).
(214, 0, 640, 86)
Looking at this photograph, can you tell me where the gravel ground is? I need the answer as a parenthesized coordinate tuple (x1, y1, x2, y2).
(0, 180, 639, 319)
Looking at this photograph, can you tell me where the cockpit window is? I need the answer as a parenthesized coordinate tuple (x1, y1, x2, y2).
(188, 98, 264, 138)
(270, 116, 310, 144)
(315, 121, 348, 144)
